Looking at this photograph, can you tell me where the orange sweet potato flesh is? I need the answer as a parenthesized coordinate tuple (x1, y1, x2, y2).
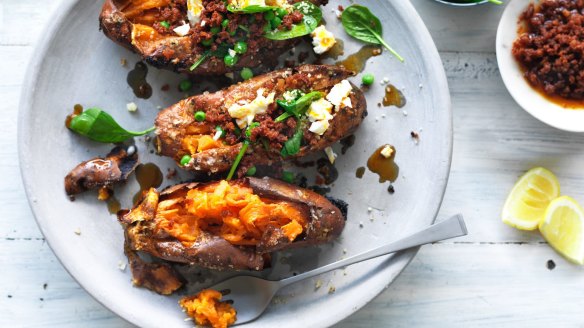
(180, 289, 236, 328)
(120, 177, 346, 271)
(157, 180, 307, 246)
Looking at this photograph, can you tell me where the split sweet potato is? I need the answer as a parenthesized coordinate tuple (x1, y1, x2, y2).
(119, 177, 346, 270)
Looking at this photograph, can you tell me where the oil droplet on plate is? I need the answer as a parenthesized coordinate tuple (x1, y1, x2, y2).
(107, 196, 121, 215)
(127, 62, 153, 99)
(367, 145, 399, 183)
(133, 163, 163, 204)
(65, 104, 84, 128)
(382, 85, 406, 108)
(335, 45, 381, 73)
(355, 166, 365, 179)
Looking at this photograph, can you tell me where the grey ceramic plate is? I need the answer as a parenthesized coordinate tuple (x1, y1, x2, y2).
(18, 0, 451, 327)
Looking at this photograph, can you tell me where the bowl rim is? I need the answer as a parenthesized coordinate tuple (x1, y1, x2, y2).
(496, 0, 584, 132)
(432, 0, 489, 7)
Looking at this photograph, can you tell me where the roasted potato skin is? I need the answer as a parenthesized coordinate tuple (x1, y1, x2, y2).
(155, 65, 367, 174)
(98, 0, 326, 75)
(64, 146, 139, 196)
(119, 177, 346, 271)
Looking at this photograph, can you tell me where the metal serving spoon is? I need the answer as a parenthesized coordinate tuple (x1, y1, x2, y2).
(208, 214, 467, 325)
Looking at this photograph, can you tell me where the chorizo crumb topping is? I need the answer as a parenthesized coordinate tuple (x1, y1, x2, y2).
(512, 0, 584, 101)
(180, 78, 354, 160)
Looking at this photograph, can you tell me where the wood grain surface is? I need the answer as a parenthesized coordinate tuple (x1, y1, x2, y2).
(2, 0, 584, 326)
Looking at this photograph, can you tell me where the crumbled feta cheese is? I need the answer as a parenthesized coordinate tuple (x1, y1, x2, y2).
(74, 228, 81, 235)
(126, 102, 138, 112)
(283, 89, 303, 102)
(173, 23, 190, 37)
(228, 48, 237, 57)
(118, 260, 127, 271)
(341, 96, 352, 108)
(309, 119, 330, 136)
(187, 0, 203, 25)
(307, 98, 333, 122)
(326, 80, 352, 108)
(380, 145, 393, 158)
(324, 146, 337, 164)
(311, 25, 336, 55)
(228, 88, 275, 128)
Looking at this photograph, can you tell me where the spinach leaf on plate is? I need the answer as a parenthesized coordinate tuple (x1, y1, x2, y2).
(68, 108, 155, 143)
(341, 5, 404, 62)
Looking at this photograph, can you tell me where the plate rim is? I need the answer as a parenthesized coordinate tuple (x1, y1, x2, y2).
(17, 0, 452, 326)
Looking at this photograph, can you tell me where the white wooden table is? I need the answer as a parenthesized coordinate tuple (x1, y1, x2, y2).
(3, 0, 584, 326)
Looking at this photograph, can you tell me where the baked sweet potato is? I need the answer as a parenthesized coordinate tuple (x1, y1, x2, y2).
(99, 0, 327, 75)
(119, 177, 346, 270)
(155, 64, 367, 174)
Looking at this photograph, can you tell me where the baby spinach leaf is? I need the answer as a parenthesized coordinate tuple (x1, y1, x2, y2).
(264, 2, 322, 40)
(281, 122, 304, 157)
(341, 5, 404, 62)
(68, 108, 155, 143)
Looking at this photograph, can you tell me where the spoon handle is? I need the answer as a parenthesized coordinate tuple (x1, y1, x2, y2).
(280, 214, 467, 287)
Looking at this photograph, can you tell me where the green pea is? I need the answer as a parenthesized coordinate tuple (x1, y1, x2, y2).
(179, 79, 193, 92)
(201, 38, 213, 47)
(264, 11, 276, 21)
(221, 19, 230, 29)
(270, 17, 282, 29)
(240, 67, 253, 80)
(362, 73, 375, 86)
(224, 55, 237, 67)
(210, 26, 221, 34)
(194, 111, 206, 122)
(245, 166, 257, 176)
(281, 171, 295, 184)
(160, 21, 170, 28)
(234, 41, 248, 54)
(180, 154, 192, 166)
(276, 8, 288, 18)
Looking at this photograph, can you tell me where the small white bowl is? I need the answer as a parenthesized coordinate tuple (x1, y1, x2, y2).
(496, 0, 584, 132)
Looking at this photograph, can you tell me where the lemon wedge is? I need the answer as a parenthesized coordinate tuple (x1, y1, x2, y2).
(539, 196, 584, 265)
(502, 167, 560, 230)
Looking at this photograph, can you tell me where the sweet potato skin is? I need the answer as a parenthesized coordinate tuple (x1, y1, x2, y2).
(120, 177, 346, 271)
(64, 146, 139, 196)
(155, 64, 367, 174)
(98, 0, 326, 75)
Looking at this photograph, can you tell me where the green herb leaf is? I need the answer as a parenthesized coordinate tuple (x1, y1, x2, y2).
(226, 140, 249, 180)
(275, 112, 293, 123)
(227, 4, 278, 13)
(68, 108, 155, 143)
(341, 5, 404, 62)
(277, 91, 323, 117)
(245, 122, 260, 138)
(190, 53, 210, 71)
(264, 2, 322, 40)
(281, 122, 304, 157)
